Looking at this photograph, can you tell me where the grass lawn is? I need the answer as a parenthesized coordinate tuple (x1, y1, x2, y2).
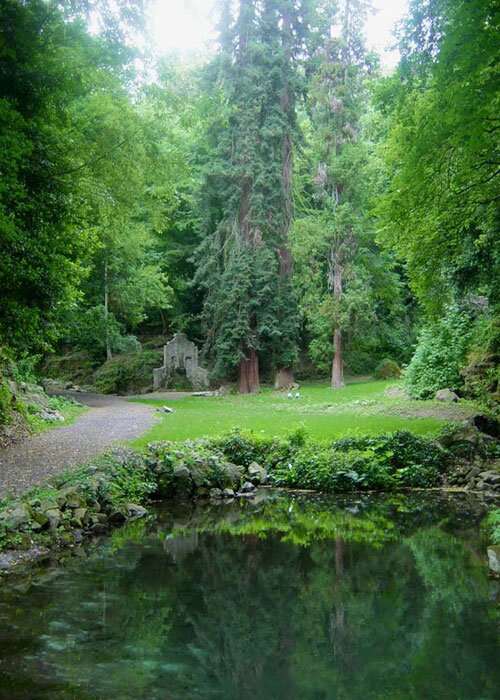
(130, 380, 462, 447)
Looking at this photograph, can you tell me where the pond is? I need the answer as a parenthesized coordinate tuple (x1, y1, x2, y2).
(0, 491, 498, 699)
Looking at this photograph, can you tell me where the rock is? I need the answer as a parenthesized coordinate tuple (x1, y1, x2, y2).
(209, 488, 223, 499)
(0, 504, 31, 530)
(90, 523, 108, 535)
(487, 547, 500, 575)
(40, 408, 65, 422)
(174, 465, 192, 493)
(223, 488, 235, 498)
(71, 508, 88, 527)
(31, 510, 49, 529)
(247, 462, 267, 485)
(39, 498, 58, 513)
(45, 508, 62, 530)
(241, 481, 256, 493)
(435, 388, 459, 402)
(479, 471, 500, 484)
(219, 462, 243, 489)
(438, 423, 482, 448)
(125, 503, 148, 520)
(57, 487, 81, 509)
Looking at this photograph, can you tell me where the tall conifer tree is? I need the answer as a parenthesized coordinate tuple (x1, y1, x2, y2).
(197, 0, 311, 392)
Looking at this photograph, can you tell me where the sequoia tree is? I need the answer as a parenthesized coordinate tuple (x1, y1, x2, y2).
(196, 0, 310, 392)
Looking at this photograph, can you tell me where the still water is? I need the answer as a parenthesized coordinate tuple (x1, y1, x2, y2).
(0, 491, 498, 700)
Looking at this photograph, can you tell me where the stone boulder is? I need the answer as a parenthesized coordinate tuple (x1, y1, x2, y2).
(488, 546, 500, 575)
(125, 503, 148, 520)
(438, 423, 482, 449)
(247, 462, 268, 485)
(173, 465, 192, 493)
(435, 388, 459, 402)
(45, 508, 62, 530)
(0, 503, 31, 530)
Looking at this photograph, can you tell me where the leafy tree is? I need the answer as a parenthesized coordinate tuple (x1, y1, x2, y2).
(375, 0, 499, 404)
(0, 0, 97, 352)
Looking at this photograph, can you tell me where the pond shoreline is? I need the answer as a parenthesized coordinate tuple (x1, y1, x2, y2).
(1, 426, 499, 574)
(1, 483, 498, 575)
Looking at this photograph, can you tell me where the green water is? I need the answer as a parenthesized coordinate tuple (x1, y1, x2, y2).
(0, 491, 498, 699)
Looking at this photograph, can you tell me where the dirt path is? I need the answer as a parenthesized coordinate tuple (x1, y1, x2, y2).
(0, 392, 171, 500)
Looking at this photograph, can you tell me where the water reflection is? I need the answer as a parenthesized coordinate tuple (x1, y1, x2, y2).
(0, 492, 498, 699)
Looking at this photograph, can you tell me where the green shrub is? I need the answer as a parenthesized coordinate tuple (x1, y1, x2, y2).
(43, 351, 98, 385)
(93, 351, 163, 394)
(213, 428, 448, 492)
(404, 305, 473, 399)
(211, 429, 277, 468)
(374, 359, 401, 379)
(485, 509, 500, 545)
(65, 305, 141, 361)
(462, 352, 499, 412)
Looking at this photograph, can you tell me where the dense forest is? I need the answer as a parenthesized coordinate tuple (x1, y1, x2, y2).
(0, 0, 498, 404)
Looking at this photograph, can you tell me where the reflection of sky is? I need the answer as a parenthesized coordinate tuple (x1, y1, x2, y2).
(148, 0, 409, 68)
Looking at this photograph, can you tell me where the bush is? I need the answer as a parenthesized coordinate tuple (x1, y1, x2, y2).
(404, 305, 473, 399)
(93, 351, 162, 394)
(213, 428, 449, 492)
(43, 351, 97, 386)
(65, 305, 141, 361)
(485, 509, 500, 545)
(374, 359, 401, 379)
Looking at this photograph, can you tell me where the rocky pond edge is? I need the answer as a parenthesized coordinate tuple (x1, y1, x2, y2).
(0, 423, 499, 575)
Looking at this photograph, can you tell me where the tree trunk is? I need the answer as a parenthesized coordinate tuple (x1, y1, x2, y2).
(274, 367, 295, 391)
(239, 347, 260, 394)
(104, 260, 112, 361)
(331, 258, 345, 388)
(332, 329, 345, 388)
(274, 11, 295, 389)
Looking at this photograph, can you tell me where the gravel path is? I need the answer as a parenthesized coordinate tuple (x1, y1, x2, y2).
(0, 392, 168, 499)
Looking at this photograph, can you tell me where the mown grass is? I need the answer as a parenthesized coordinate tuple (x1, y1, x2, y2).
(130, 380, 451, 446)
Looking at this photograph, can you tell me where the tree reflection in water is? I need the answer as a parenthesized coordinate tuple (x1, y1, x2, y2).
(0, 492, 497, 700)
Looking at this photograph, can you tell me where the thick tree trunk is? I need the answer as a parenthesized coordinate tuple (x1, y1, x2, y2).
(332, 329, 345, 388)
(331, 258, 345, 388)
(239, 347, 260, 394)
(274, 367, 295, 391)
(104, 261, 112, 361)
(274, 15, 295, 389)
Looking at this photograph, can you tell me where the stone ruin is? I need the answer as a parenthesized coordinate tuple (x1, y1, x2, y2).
(153, 333, 209, 391)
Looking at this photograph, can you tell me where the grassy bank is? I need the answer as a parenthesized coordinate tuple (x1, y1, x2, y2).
(1, 421, 498, 558)
(130, 380, 477, 446)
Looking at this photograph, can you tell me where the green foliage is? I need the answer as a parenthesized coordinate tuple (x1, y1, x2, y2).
(376, 0, 500, 315)
(65, 305, 139, 360)
(462, 312, 500, 411)
(213, 427, 448, 492)
(374, 359, 401, 379)
(93, 350, 162, 395)
(485, 509, 500, 545)
(404, 305, 473, 399)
